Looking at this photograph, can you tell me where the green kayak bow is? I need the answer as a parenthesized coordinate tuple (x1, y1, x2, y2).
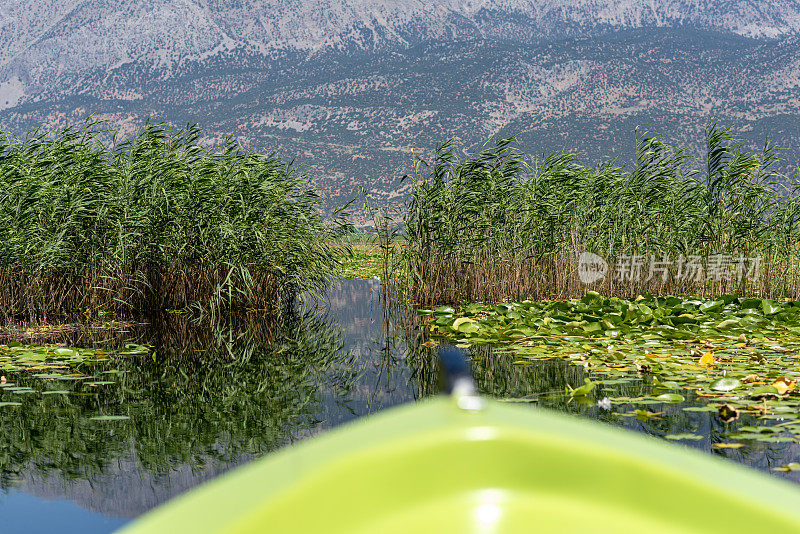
(122, 347, 800, 533)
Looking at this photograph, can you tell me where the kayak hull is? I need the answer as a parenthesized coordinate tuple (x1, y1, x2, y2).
(122, 397, 800, 533)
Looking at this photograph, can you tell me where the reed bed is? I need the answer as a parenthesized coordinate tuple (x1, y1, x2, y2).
(0, 122, 341, 319)
(403, 124, 800, 305)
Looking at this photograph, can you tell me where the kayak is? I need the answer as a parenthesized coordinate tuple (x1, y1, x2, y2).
(121, 393, 800, 533)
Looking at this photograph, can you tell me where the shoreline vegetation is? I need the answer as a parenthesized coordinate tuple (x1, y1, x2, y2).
(396, 125, 800, 451)
(5, 118, 800, 470)
(3, 119, 800, 320)
(0, 121, 343, 321)
(401, 124, 800, 305)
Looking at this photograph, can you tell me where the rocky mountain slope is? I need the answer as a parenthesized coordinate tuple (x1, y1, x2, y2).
(1, 1, 799, 209)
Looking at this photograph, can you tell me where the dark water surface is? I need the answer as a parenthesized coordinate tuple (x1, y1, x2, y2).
(1, 279, 799, 532)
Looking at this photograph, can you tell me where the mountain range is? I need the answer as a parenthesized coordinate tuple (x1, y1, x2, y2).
(1, 0, 799, 208)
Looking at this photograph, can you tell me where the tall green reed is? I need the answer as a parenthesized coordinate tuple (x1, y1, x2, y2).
(0, 121, 342, 319)
(403, 123, 800, 304)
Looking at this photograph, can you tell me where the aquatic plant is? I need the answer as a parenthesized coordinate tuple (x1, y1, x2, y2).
(0, 121, 342, 318)
(403, 124, 800, 304)
(0, 308, 356, 492)
(427, 293, 800, 444)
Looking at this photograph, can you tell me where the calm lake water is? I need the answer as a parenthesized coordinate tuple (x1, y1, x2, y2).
(1, 279, 799, 532)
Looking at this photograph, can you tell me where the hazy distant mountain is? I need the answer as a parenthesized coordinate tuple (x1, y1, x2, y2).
(1, 1, 799, 208)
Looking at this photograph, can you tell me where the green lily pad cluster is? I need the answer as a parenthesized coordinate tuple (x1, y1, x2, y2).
(428, 292, 800, 341)
(425, 292, 800, 444)
(0, 342, 148, 373)
(338, 248, 384, 279)
(1, 343, 102, 372)
(336, 245, 405, 280)
(0, 342, 149, 422)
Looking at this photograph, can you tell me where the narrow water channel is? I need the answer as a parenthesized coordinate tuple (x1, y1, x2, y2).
(1, 279, 799, 532)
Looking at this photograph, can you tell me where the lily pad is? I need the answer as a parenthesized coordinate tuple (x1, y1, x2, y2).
(665, 433, 703, 441)
(655, 393, 685, 403)
(773, 463, 800, 472)
(711, 378, 742, 392)
(428, 293, 800, 444)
